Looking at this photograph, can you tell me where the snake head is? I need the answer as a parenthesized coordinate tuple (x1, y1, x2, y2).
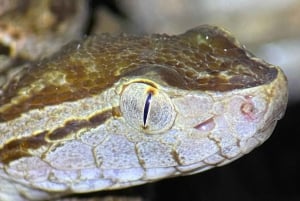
(0, 25, 288, 200)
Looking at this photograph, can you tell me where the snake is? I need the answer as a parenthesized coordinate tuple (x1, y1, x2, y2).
(0, 1, 288, 201)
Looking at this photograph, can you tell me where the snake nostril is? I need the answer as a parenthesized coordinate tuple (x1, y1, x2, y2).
(240, 101, 257, 121)
(241, 102, 254, 114)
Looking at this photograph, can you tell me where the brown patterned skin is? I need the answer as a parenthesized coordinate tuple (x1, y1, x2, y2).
(0, 25, 288, 201)
(0, 26, 278, 121)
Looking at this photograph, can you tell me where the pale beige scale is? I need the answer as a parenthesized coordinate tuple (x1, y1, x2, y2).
(0, 1, 288, 201)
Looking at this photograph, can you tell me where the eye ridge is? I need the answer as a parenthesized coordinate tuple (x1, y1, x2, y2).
(143, 92, 152, 128)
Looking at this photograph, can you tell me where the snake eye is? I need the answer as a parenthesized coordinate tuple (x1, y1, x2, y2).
(120, 82, 176, 134)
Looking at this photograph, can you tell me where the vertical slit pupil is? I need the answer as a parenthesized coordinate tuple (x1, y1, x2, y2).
(143, 92, 152, 127)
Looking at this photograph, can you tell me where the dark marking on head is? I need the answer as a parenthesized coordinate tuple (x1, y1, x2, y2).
(48, 110, 112, 141)
(48, 119, 89, 141)
(0, 131, 48, 164)
(0, 110, 112, 164)
(89, 110, 112, 126)
(123, 66, 186, 89)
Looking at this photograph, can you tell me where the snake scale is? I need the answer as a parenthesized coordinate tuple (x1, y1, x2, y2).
(0, 1, 288, 201)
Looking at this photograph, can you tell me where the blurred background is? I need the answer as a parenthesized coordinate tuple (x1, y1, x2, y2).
(91, 1, 299, 201)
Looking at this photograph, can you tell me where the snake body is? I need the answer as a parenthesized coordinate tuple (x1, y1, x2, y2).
(0, 3, 288, 201)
